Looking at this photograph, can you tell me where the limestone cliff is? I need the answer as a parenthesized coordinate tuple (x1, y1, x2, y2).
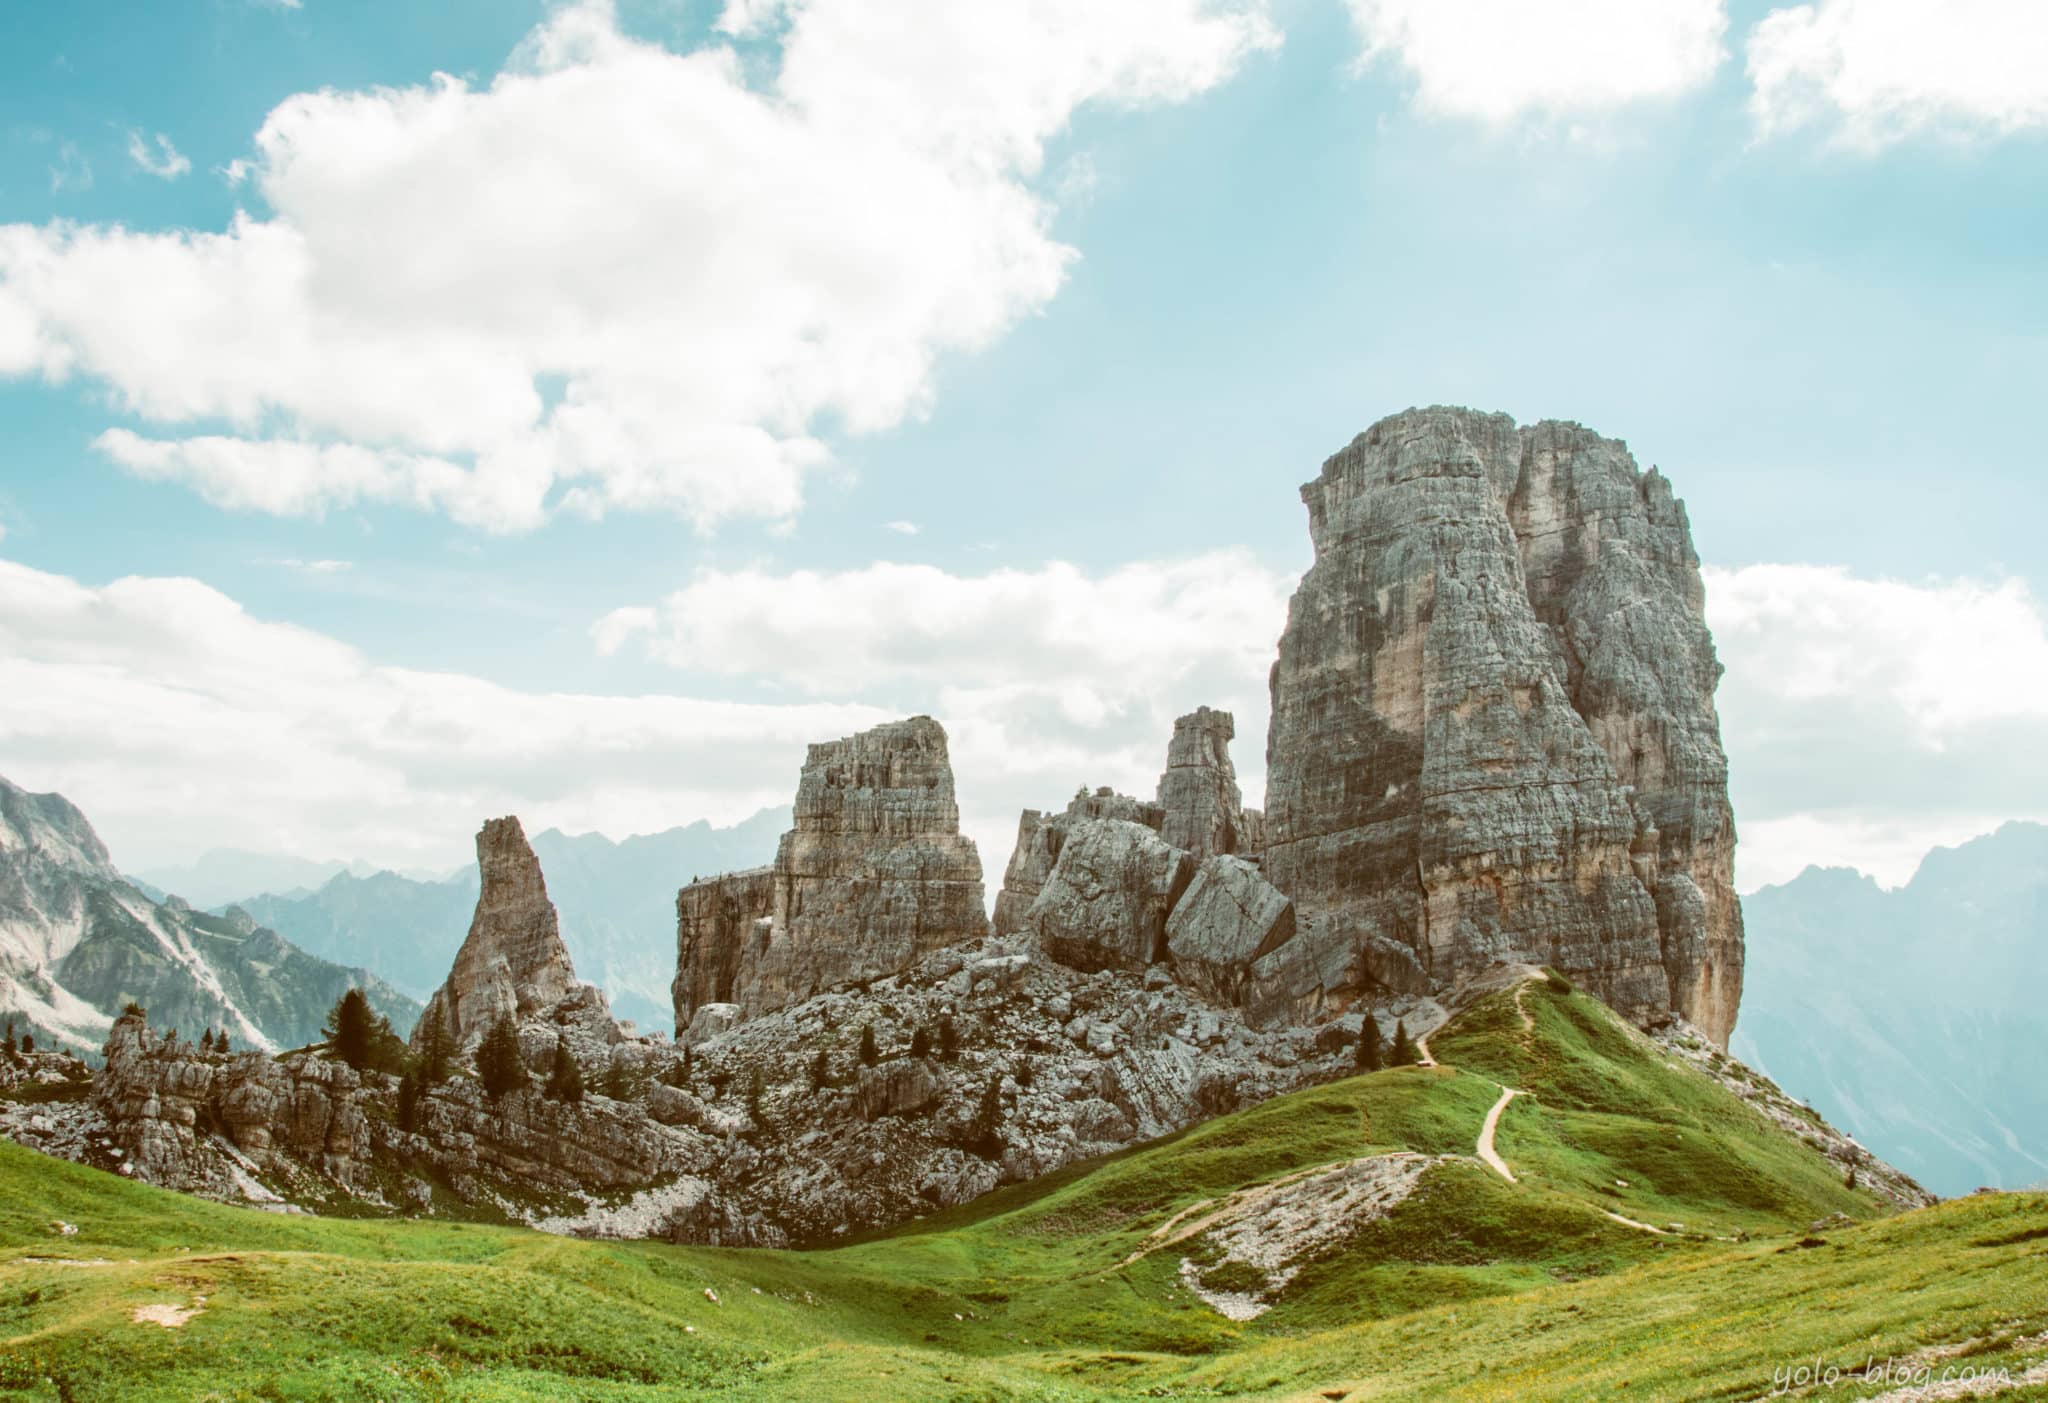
(672, 717, 988, 1033)
(1157, 706, 1252, 860)
(1260, 406, 1743, 1045)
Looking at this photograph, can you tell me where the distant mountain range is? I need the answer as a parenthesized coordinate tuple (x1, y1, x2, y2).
(131, 850, 452, 910)
(1736, 822, 2048, 1198)
(0, 776, 418, 1054)
(221, 810, 789, 1032)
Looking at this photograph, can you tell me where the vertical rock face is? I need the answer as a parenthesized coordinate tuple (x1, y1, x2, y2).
(671, 867, 775, 1029)
(1261, 406, 1743, 1046)
(672, 717, 989, 1032)
(415, 817, 587, 1053)
(1156, 707, 1249, 860)
(1025, 819, 1195, 972)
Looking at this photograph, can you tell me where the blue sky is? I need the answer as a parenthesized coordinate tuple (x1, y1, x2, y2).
(2, 0, 2045, 892)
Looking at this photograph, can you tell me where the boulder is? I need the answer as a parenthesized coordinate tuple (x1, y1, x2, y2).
(1027, 820, 1195, 974)
(1164, 856, 1295, 1005)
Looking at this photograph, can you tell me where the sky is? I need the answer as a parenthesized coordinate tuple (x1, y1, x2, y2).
(1, 0, 2045, 896)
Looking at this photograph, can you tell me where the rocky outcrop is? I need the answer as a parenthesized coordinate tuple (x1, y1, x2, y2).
(1026, 820, 1194, 972)
(992, 788, 1165, 934)
(416, 817, 610, 1055)
(96, 1012, 372, 1194)
(671, 867, 774, 1029)
(1259, 406, 1743, 1045)
(672, 717, 988, 1032)
(1165, 856, 1296, 1005)
(1157, 707, 1252, 860)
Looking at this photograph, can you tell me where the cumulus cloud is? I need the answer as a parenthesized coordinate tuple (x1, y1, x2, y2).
(126, 131, 192, 180)
(883, 520, 920, 536)
(1747, 0, 2048, 147)
(594, 551, 1293, 875)
(1707, 563, 2048, 889)
(0, 557, 886, 872)
(0, 0, 1277, 534)
(1346, 0, 1727, 122)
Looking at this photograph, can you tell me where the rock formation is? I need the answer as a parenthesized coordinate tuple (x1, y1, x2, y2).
(1025, 819, 1194, 972)
(1157, 706, 1254, 860)
(1259, 406, 1743, 1045)
(992, 788, 1165, 935)
(672, 717, 988, 1033)
(415, 816, 614, 1056)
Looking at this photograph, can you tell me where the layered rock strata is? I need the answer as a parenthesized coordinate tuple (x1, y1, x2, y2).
(672, 717, 988, 1033)
(1260, 406, 1744, 1045)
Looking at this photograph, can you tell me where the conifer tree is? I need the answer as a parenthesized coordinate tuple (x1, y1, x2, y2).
(477, 1014, 527, 1099)
(859, 1024, 878, 1067)
(747, 1066, 767, 1125)
(417, 1011, 454, 1084)
(1390, 1020, 1419, 1068)
(810, 1049, 831, 1091)
(397, 1069, 422, 1132)
(323, 988, 378, 1071)
(970, 1074, 1004, 1158)
(680, 1044, 694, 1087)
(938, 1015, 960, 1062)
(910, 1026, 932, 1059)
(545, 1037, 585, 1104)
(1357, 1018, 1384, 1072)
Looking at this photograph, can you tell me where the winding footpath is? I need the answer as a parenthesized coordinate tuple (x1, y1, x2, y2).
(1476, 1085, 1521, 1183)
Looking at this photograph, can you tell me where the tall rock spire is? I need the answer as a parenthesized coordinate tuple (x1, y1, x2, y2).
(414, 816, 581, 1052)
(1260, 407, 1744, 1045)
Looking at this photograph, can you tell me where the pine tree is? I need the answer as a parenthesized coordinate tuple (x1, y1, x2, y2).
(397, 1069, 422, 1132)
(1390, 1020, 1419, 1068)
(680, 1044, 694, 1088)
(1356, 1018, 1384, 1072)
(1013, 1058, 1034, 1089)
(545, 1038, 585, 1104)
(19, 1032, 31, 1053)
(417, 1011, 454, 1084)
(937, 1015, 960, 1062)
(910, 1026, 932, 1059)
(810, 1049, 831, 1091)
(859, 1024, 878, 1067)
(477, 1014, 527, 1099)
(970, 1074, 1004, 1158)
(3, 1024, 15, 1055)
(747, 1066, 767, 1125)
(323, 988, 378, 1071)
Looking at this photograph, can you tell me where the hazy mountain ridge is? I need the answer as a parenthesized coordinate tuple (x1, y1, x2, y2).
(1734, 821, 2048, 1197)
(227, 809, 790, 1030)
(0, 774, 418, 1053)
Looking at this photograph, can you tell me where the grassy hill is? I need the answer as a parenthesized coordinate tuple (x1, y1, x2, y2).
(4, 978, 2046, 1401)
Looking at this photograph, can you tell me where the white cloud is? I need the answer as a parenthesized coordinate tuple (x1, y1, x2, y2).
(0, 0, 1277, 534)
(1707, 563, 2048, 890)
(262, 556, 352, 574)
(46, 142, 91, 194)
(883, 520, 920, 536)
(595, 551, 1294, 879)
(126, 131, 192, 181)
(1747, 0, 2048, 147)
(0, 556, 886, 873)
(1346, 0, 1727, 122)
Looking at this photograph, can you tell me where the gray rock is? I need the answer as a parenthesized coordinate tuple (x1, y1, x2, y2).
(1259, 407, 1744, 1046)
(1027, 819, 1195, 973)
(1164, 855, 1295, 1005)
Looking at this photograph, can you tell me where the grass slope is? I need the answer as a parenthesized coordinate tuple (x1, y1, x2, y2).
(4, 981, 2045, 1402)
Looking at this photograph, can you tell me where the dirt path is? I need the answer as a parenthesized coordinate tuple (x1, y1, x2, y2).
(1601, 1210, 1670, 1235)
(1476, 1085, 1521, 1183)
